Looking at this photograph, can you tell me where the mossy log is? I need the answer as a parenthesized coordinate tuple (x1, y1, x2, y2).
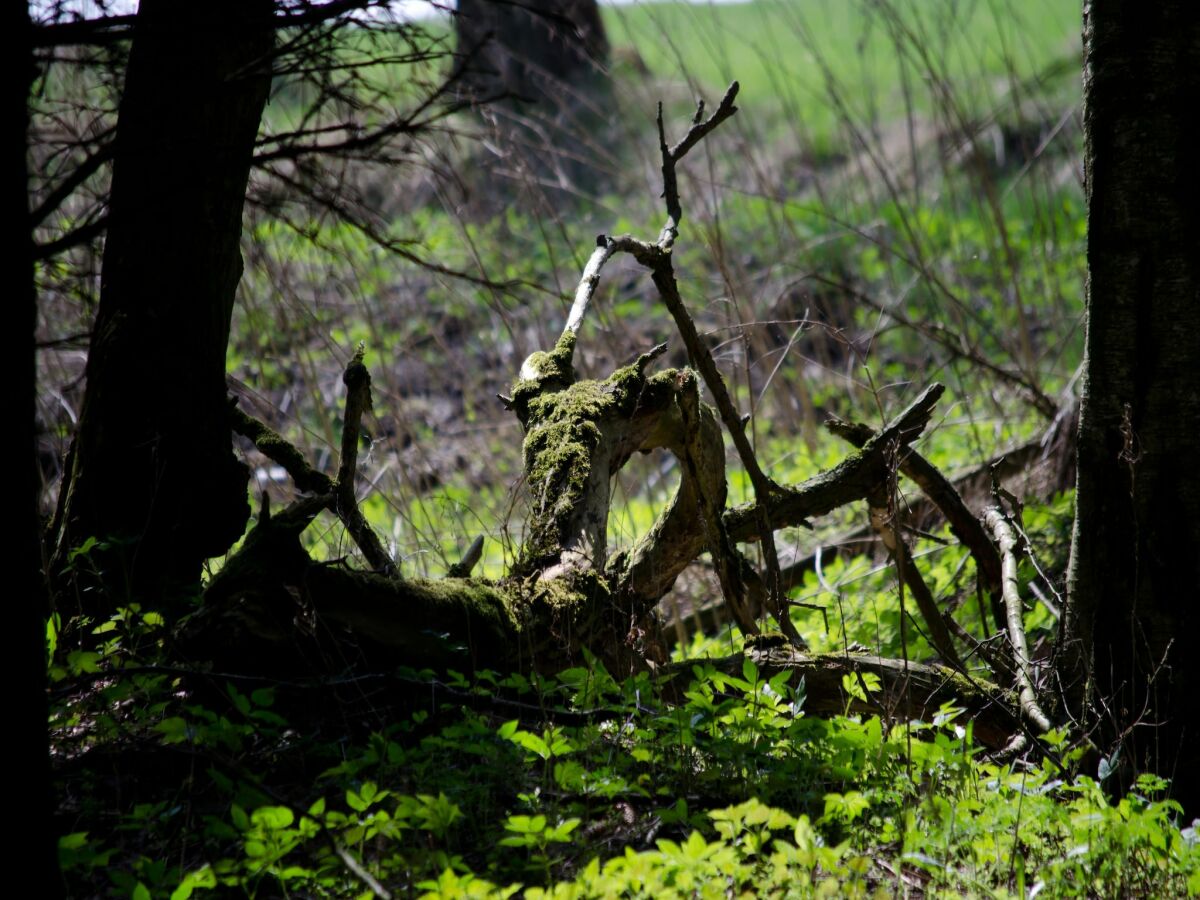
(184, 86, 1041, 748)
(194, 340, 949, 681)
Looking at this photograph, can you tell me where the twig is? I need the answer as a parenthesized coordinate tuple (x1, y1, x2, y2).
(448, 535, 484, 578)
(657, 81, 741, 247)
(806, 273, 1057, 420)
(229, 348, 396, 576)
(601, 83, 799, 642)
(944, 616, 1015, 681)
(864, 482, 966, 671)
(984, 507, 1052, 733)
(231, 402, 333, 495)
(563, 236, 617, 337)
(333, 847, 391, 900)
(724, 384, 945, 541)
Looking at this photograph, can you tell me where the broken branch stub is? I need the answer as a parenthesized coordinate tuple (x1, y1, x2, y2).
(230, 345, 395, 576)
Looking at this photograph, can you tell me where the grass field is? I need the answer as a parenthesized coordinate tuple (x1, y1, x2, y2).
(605, 0, 1081, 141)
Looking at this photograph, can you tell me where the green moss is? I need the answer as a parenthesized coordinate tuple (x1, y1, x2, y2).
(745, 631, 789, 650)
(511, 335, 692, 572)
(528, 575, 583, 612)
(511, 331, 579, 423)
(411, 576, 517, 624)
(607, 359, 683, 418)
(519, 379, 608, 567)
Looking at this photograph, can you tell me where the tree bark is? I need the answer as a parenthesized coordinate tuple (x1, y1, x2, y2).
(1062, 0, 1200, 812)
(454, 0, 610, 191)
(51, 0, 274, 613)
(455, 0, 608, 106)
(11, 2, 62, 890)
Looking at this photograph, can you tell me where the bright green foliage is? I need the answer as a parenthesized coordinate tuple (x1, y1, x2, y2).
(52, 617, 1199, 898)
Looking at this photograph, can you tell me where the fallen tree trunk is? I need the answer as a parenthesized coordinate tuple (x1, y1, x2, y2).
(179, 82, 1045, 756)
(188, 348, 950, 678)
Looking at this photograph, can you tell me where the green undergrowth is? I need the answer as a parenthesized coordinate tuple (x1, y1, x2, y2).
(52, 585, 1198, 898)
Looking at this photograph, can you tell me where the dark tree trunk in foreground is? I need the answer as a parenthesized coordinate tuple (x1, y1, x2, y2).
(11, 2, 61, 890)
(51, 0, 273, 613)
(1062, 0, 1200, 811)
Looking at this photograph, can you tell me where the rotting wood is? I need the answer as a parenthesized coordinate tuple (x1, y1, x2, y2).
(190, 85, 1047, 747)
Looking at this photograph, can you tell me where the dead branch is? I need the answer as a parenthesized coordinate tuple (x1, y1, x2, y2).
(231, 404, 333, 496)
(827, 416, 1005, 633)
(448, 535, 485, 578)
(699, 644, 1021, 752)
(984, 507, 1052, 733)
(230, 347, 395, 576)
(724, 384, 945, 541)
(590, 84, 799, 643)
(863, 481, 966, 670)
(334, 345, 396, 576)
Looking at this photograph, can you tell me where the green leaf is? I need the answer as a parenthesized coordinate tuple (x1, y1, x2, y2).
(156, 717, 192, 745)
(171, 865, 217, 900)
(1098, 748, 1120, 783)
(741, 657, 759, 684)
(59, 832, 89, 851)
(230, 804, 249, 831)
(251, 806, 294, 830)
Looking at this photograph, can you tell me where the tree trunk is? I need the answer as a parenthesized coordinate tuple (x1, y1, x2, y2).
(456, 0, 608, 105)
(1062, 0, 1200, 811)
(51, 0, 273, 614)
(454, 0, 610, 191)
(12, 2, 61, 890)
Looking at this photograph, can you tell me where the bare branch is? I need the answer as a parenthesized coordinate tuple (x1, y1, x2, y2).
(563, 237, 616, 337)
(335, 345, 396, 577)
(827, 417, 1005, 633)
(863, 483, 966, 671)
(984, 507, 1052, 733)
(30, 140, 114, 227)
(228, 348, 395, 577)
(725, 384, 946, 540)
(33, 215, 107, 261)
(657, 81, 739, 245)
(231, 403, 334, 496)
